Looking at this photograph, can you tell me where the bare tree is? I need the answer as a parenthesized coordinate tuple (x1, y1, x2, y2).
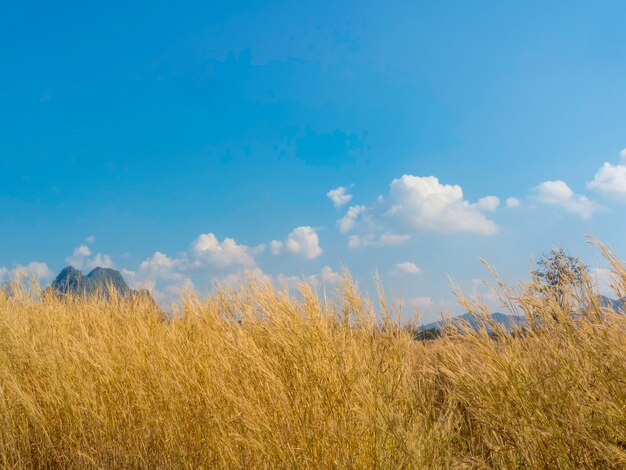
(532, 248, 587, 309)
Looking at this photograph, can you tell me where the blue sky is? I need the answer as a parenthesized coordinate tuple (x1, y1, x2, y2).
(2, 0, 626, 321)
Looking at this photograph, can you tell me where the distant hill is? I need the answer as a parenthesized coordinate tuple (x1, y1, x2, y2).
(421, 312, 526, 333)
(49, 266, 152, 301)
(420, 295, 625, 334)
(596, 295, 625, 312)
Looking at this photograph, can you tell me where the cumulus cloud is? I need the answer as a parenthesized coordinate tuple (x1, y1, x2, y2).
(25, 262, 53, 280)
(534, 180, 600, 220)
(85, 235, 96, 244)
(587, 149, 626, 200)
(475, 196, 500, 212)
(386, 175, 499, 235)
(271, 226, 322, 259)
(134, 223, 324, 301)
(192, 233, 259, 268)
(86, 254, 114, 270)
(334, 175, 500, 250)
(66, 245, 91, 267)
(162, 277, 196, 299)
(390, 261, 422, 276)
(505, 197, 521, 208)
(212, 265, 341, 292)
(213, 268, 270, 289)
(120, 228, 326, 303)
(127, 240, 269, 303)
(269, 240, 283, 255)
(137, 252, 186, 281)
(124, 251, 193, 303)
(275, 265, 342, 290)
(337, 205, 366, 233)
(9, 262, 54, 282)
(66, 245, 115, 270)
(327, 186, 353, 208)
(318, 265, 342, 284)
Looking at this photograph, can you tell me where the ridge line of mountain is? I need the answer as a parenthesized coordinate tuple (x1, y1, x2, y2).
(49, 265, 152, 301)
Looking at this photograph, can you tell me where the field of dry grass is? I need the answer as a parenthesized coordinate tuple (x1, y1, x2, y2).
(0, 247, 625, 468)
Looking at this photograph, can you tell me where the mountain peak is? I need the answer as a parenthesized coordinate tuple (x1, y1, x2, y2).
(50, 266, 135, 298)
(85, 267, 130, 295)
(58, 265, 82, 275)
(52, 266, 86, 294)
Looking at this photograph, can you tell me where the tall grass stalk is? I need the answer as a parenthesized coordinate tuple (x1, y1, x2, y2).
(0, 247, 624, 468)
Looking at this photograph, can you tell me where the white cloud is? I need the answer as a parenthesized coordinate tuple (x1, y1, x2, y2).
(505, 197, 521, 208)
(318, 265, 342, 285)
(390, 261, 422, 276)
(337, 205, 366, 233)
(66, 245, 91, 268)
(124, 252, 193, 304)
(213, 266, 340, 292)
(534, 180, 600, 220)
(85, 235, 96, 244)
(271, 226, 322, 259)
(192, 233, 258, 268)
(122, 269, 154, 293)
(85, 254, 115, 270)
(0, 262, 53, 287)
(163, 277, 196, 299)
(587, 149, 626, 200)
(386, 175, 499, 235)
(347, 232, 410, 249)
(475, 196, 500, 212)
(270, 240, 283, 255)
(213, 268, 270, 289)
(274, 265, 342, 290)
(119, 227, 324, 303)
(327, 186, 353, 208)
(137, 252, 185, 281)
(591, 267, 614, 298)
(334, 175, 500, 250)
(347, 236, 362, 249)
(25, 261, 54, 281)
(66, 245, 115, 270)
(121, 231, 270, 302)
(16, 262, 54, 282)
(588, 163, 626, 199)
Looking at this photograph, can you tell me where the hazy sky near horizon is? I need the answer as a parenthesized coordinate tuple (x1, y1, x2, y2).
(2, 1, 626, 321)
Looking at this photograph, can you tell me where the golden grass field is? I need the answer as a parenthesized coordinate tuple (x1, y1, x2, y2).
(0, 246, 624, 469)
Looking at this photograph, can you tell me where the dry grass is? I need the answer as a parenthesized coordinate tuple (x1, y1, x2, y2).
(0, 247, 625, 468)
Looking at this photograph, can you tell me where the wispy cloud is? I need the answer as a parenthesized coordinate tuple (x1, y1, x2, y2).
(390, 261, 422, 276)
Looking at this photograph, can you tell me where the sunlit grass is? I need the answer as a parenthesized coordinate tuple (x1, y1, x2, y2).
(0, 245, 624, 468)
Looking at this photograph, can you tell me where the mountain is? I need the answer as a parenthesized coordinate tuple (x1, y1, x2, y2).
(420, 296, 625, 334)
(596, 295, 625, 312)
(50, 266, 142, 299)
(421, 312, 526, 333)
